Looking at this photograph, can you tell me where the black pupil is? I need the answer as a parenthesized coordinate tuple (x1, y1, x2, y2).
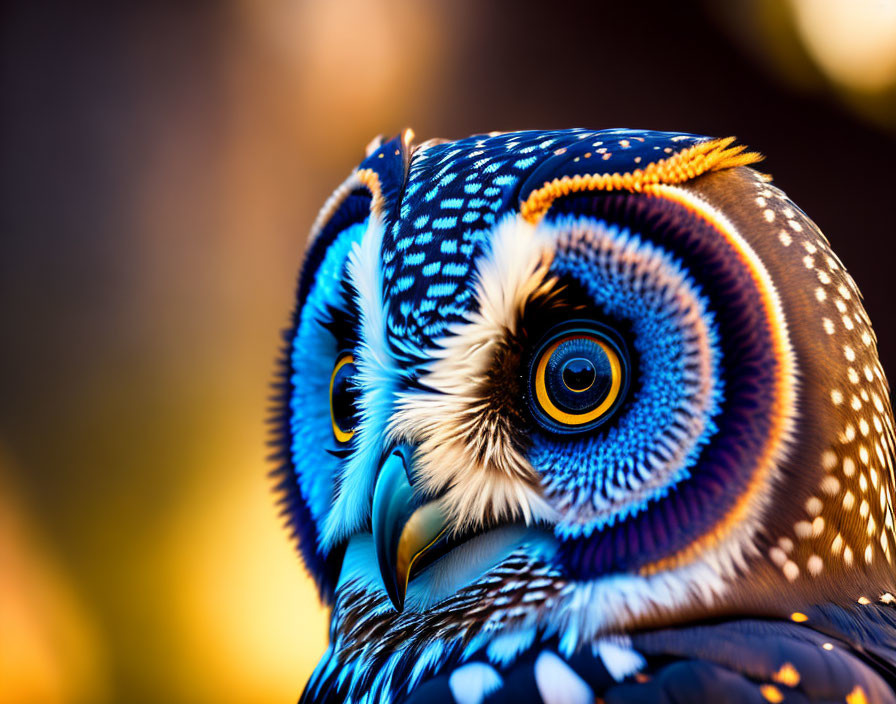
(332, 361, 359, 432)
(562, 358, 596, 392)
(545, 337, 613, 414)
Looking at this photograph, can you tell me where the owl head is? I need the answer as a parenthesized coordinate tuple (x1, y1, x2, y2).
(271, 128, 896, 695)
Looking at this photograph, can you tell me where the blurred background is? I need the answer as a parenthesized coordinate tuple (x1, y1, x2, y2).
(1, 1, 895, 702)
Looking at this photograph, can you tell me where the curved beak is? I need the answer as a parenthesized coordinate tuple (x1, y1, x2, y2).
(371, 445, 447, 612)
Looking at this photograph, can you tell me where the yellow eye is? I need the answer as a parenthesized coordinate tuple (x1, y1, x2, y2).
(329, 353, 359, 443)
(530, 326, 628, 433)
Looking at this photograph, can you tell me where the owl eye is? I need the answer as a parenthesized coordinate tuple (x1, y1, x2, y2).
(329, 353, 359, 443)
(529, 323, 630, 433)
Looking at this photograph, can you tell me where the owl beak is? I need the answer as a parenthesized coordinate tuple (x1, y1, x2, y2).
(371, 445, 447, 612)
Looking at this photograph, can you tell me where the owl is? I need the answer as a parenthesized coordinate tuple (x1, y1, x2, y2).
(271, 128, 896, 703)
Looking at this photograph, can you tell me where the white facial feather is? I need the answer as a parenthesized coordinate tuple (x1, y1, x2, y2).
(389, 214, 561, 531)
(321, 216, 398, 548)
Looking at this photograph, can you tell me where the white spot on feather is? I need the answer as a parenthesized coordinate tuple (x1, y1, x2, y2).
(535, 651, 594, 704)
(595, 639, 646, 682)
(449, 662, 503, 704)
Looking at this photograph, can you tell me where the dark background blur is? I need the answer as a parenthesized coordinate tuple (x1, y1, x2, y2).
(2, 1, 895, 702)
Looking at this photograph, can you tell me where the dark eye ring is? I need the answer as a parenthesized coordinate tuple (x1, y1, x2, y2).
(329, 353, 359, 443)
(528, 322, 630, 434)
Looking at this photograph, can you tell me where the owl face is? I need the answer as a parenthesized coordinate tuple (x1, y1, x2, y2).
(272, 129, 896, 698)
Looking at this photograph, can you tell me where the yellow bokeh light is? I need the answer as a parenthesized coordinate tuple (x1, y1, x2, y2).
(164, 442, 329, 703)
(789, 0, 896, 92)
(0, 450, 109, 704)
